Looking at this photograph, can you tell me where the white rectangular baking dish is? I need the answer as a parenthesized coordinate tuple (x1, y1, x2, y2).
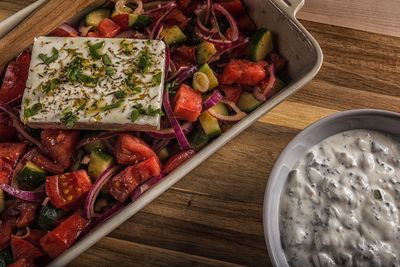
(0, 0, 323, 265)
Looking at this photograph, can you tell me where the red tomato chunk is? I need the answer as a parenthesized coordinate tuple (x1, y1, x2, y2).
(0, 51, 30, 103)
(220, 60, 266, 86)
(109, 156, 161, 202)
(41, 129, 80, 170)
(0, 143, 26, 184)
(40, 213, 88, 258)
(7, 258, 36, 267)
(46, 170, 92, 211)
(98, 18, 121, 38)
(115, 134, 157, 165)
(173, 84, 202, 122)
(11, 236, 44, 261)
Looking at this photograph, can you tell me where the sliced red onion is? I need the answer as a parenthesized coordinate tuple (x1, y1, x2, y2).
(162, 88, 191, 151)
(194, 3, 239, 47)
(42, 197, 50, 206)
(11, 118, 48, 155)
(49, 23, 79, 37)
(115, 30, 138, 38)
(202, 90, 223, 111)
(208, 38, 249, 63)
(76, 132, 123, 150)
(115, 0, 144, 15)
(80, 202, 127, 239)
(0, 183, 45, 202)
(149, 2, 177, 39)
(208, 99, 247, 122)
(131, 174, 165, 201)
(253, 64, 276, 102)
(14, 226, 31, 239)
(175, 65, 198, 84)
(84, 165, 122, 220)
(147, 122, 192, 139)
(0, 103, 19, 121)
(195, 7, 218, 36)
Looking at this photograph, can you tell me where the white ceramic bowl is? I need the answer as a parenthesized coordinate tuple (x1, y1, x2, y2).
(263, 109, 400, 266)
(1, 0, 323, 265)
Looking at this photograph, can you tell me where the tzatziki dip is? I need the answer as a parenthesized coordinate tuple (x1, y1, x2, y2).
(280, 129, 400, 267)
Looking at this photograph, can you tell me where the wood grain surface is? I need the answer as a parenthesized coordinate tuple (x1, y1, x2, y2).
(1, 1, 400, 267)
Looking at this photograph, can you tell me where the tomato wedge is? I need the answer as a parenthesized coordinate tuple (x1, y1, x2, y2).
(23, 229, 45, 248)
(111, 14, 130, 31)
(0, 51, 30, 104)
(173, 84, 202, 122)
(11, 236, 44, 261)
(171, 46, 196, 70)
(115, 134, 157, 165)
(98, 18, 121, 38)
(220, 85, 243, 104)
(220, 60, 266, 86)
(109, 156, 161, 202)
(40, 213, 88, 258)
(46, 170, 92, 211)
(162, 149, 195, 175)
(41, 129, 80, 170)
(0, 143, 26, 184)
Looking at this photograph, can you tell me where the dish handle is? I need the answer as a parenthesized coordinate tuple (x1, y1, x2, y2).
(271, 0, 305, 18)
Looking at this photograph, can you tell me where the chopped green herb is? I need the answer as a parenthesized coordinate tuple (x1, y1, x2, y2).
(142, 106, 164, 116)
(88, 41, 104, 60)
(77, 73, 98, 87)
(152, 72, 162, 86)
(165, 80, 178, 93)
(102, 54, 112, 66)
(129, 109, 140, 122)
(39, 47, 59, 64)
(114, 90, 126, 99)
(101, 99, 124, 111)
(120, 40, 134, 55)
(105, 66, 115, 77)
(374, 189, 382, 200)
(24, 103, 43, 118)
(41, 79, 60, 95)
(66, 57, 84, 83)
(60, 107, 78, 128)
(137, 47, 152, 73)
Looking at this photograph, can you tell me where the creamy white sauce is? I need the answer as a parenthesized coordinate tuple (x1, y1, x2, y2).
(280, 129, 400, 267)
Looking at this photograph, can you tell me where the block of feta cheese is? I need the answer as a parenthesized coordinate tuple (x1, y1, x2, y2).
(21, 36, 166, 131)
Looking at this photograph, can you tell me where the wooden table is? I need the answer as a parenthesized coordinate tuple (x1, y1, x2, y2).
(1, 1, 400, 266)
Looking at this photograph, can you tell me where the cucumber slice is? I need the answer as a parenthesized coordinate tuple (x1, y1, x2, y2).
(210, 102, 228, 115)
(188, 128, 209, 150)
(16, 161, 46, 190)
(197, 41, 217, 65)
(37, 204, 66, 231)
(132, 15, 152, 30)
(85, 9, 111, 28)
(198, 63, 218, 90)
(249, 28, 273, 62)
(160, 26, 187, 46)
(199, 111, 221, 139)
(237, 91, 263, 112)
(88, 148, 114, 179)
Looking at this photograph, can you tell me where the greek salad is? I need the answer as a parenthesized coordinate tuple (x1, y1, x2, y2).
(0, 0, 287, 266)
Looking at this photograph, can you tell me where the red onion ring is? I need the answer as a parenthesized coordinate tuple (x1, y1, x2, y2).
(195, 8, 218, 36)
(147, 122, 192, 139)
(145, 1, 175, 13)
(0, 183, 46, 202)
(208, 99, 247, 122)
(151, 138, 170, 152)
(149, 2, 177, 39)
(175, 65, 198, 84)
(84, 165, 123, 220)
(202, 90, 223, 111)
(208, 38, 249, 63)
(194, 3, 239, 47)
(253, 64, 276, 102)
(78, 23, 92, 37)
(162, 88, 191, 151)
